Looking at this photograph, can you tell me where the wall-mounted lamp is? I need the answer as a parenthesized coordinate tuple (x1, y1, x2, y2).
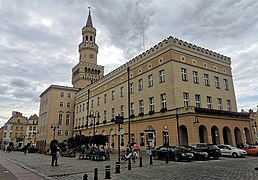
(193, 117, 199, 124)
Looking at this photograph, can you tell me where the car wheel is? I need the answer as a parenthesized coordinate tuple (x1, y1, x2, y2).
(213, 156, 219, 160)
(174, 155, 179, 162)
(232, 152, 238, 158)
(154, 154, 159, 160)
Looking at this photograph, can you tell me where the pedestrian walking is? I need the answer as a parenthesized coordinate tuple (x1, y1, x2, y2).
(24, 145, 27, 154)
(50, 140, 59, 166)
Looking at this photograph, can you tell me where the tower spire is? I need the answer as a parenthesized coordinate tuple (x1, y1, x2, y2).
(86, 7, 93, 27)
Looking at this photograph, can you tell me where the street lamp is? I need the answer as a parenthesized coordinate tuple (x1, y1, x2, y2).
(88, 110, 100, 137)
(127, 66, 132, 170)
(50, 123, 59, 140)
(115, 115, 124, 163)
(176, 108, 180, 146)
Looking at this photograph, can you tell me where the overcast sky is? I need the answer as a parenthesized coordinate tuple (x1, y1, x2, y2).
(0, 0, 258, 127)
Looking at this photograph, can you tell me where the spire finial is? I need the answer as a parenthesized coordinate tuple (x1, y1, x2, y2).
(86, 7, 93, 27)
(88, 7, 91, 13)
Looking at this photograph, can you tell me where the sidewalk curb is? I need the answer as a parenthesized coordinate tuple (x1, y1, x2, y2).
(3, 157, 51, 180)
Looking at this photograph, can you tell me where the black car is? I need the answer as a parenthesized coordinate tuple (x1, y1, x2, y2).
(191, 143, 221, 159)
(181, 145, 209, 161)
(152, 146, 194, 162)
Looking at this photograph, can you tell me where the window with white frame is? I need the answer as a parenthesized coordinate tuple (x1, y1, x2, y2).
(60, 102, 64, 107)
(140, 133, 144, 145)
(68, 93, 71, 98)
(195, 94, 201, 108)
(159, 69, 165, 83)
(130, 82, 134, 94)
(161, 93, 167, 109)
(207, 96, 212, 109)
(75, 119, 78, 127)
(149, 97, 155, 111)
(83, 103, 85, 111)
(58, 113, 63, 125)
(65, 130, 69, 136)
(79, 105, 81, 112)
(217, 98, 222, 110)
(121, 105, 124, 117)
(181, 68, 187, 81)
(227, 99, 231, 111)
(76, 106, 78, 113)
(224, 79, 229, 90)
(60, 92, 64, 97)
(16, 126, 19, 130)
(148, 74, 153, 87)
(112, 108, 115, 119)
(214, 76, 220, 88)
(104, 94, 107, 103)
(66, 114, 70, 125)
(193, 71, 199, 83)
(57, 130, 62, 136)
(97, 97, 100, 106)
(139, 100, 144, 113)
(130, 102, 135, 115)
(82, 117, 84, 126)
(120, 87, 124, 97)
(91, 99, 94, 108)
(183, 92, 189, 108)
(29, 126, 32, 131)
(112, 90, 115, 100)
(67, 102, 71, 108)
(138, 79, 143, 91)
(204, 74, 209, 86)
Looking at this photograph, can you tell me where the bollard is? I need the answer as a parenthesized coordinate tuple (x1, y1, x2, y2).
(105, 165, 111, 179)
(166, 153, 169, 164)
(115, 161, 120, 173)
(94, 168, 98, 180)
(150, 154, 153, 165)
(83, 174, 88, 180)
(139, 156, 142, 167)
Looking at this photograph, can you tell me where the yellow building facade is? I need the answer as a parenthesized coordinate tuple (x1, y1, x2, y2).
(72, 10, 253, 151)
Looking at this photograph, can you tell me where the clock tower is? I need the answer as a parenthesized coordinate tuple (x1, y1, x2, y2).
(72, 8, 104, 89)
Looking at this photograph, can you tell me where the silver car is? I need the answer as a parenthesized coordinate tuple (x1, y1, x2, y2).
(217, 144, 247, 158)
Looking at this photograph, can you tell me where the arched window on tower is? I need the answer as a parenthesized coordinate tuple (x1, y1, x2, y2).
(90, 36, 92, 43)
(86, 36, 88, 43)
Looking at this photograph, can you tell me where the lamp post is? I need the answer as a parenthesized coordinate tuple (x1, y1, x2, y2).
(88, 110, 100, 137)
(50, 123, 59, 140)
(115, 115, 124, 163)
(176, 108, 180, 146)
(127, 66, 131, 170)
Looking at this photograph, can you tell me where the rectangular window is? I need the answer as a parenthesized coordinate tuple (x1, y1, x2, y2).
(79, 118, 81, 126)
(138, 79, 143, 91)
(104, 110, 107, 121)
(83, 103, 85, 111)
(139, 100, 144, 113)
(58, 114, 63, 125)
(195, 94, 201, 108)
(207, 96, 212, 109)
(60, 92, 64, 97)
(181, 68, 187, 81)
(159, 69, 165, 83)
(214, 76, 220, 88)
(193, 71, 199, 83)
(140, 133, 145, 145)
(65, 130, 69, 136)
(130, 82, 134, 94)
(224, 79, 229, 90)
(82, 117, 84, 126)
(149, 97, 155, 111)
(57, 130, 62, 136)
(104, 94, 107, 103)
(112, 90, 115, 100)
(60, 102, 64, 107)
(16, 126, 19, 130)
(67, 102, 71, 108)
(112, 108, 115, 119)
(204, 74, 209, 86)
(75, 119, 78, 126)
(217, 98, 222, 110)
(79, 105, 81, 112)
(161, 93, 167, 109)
(120, 87, 124, 97)
(29, 126, 32, 131)
(66, 114, 70, 125)
(130, 102, 135, 115)
(97, 97, 100, 106)
(68, 93, 71, 98)
(76, 106, 78, 113)
(9, 132, 12, 138)
(227, 99, 231, 111)
(183, 92, 189, 108)
(131, 134, 135, 143)
(121, 105, 124, 117)
(148, 74, 153, 87)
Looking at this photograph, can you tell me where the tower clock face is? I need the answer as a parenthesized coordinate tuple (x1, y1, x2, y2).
(89, 54, 94, 58)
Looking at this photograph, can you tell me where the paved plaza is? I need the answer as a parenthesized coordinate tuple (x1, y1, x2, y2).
(0, 151, 258, 180)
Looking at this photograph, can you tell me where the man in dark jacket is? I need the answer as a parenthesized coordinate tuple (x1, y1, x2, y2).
(50, 141, 59, 166)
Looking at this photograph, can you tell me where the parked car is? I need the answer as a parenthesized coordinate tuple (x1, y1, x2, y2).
(182, 145, 209, 160)
(191, 143, 221, 159)
(241, 145, 258, 156)
(217, 144, 247, 158)
(152, 146, 194, 162)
